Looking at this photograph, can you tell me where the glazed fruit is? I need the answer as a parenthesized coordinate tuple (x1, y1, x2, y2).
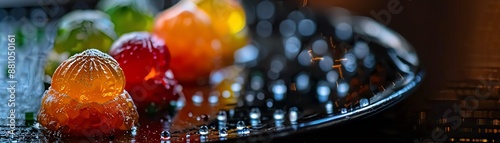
(192, 0, 249, 61)
(109, 32, 178, 112)
(98, 0, 156, 36)
(37, 49, 138, 136)
(154, 0, 218, 84)
(46, 10, 116, 76)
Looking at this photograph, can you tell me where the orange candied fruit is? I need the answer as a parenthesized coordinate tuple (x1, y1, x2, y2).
(51, 49, 125, 104)
(37, 49, 138, 137)
(153, 0, 224, 84)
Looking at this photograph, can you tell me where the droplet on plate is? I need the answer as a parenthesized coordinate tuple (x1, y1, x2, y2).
(236, 121, 246, 130)
(200, 114, 209, 122)
(354, 41, 369, 59)
(317, 81, 331, 102)
(326, 71, 339, 83)
(342, 53, 357, 73)
(279, 19, 296, 37)
(319, 56, 334, 72)
(217, 110, 227, 121)
(266, 99, 274, 108)
(256, 0, 275, 20)
(160, 130, 170, 140)
(273, 109, 285, 120)
(360, 98, 369, 107)
(289, 107, 299, 124)
(242, 127, 250, 134)
(256, 20, 272, 38)
(335, 23, 353, 40)
(249, 108, 261, 120)
(192, 92, 203, 104)
(219, 128, 228, 137)
(295, 72, 310, 91)
(341, 108, 348, 114)
(337, 80, 349, 97)
(298, 19, 316, 36)
(312, 39, 328, 55)
(199, 126, 209, 136)
(325, 101, 334, 114)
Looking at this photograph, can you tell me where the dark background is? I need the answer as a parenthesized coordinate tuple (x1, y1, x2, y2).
(2, 0, 499, 142)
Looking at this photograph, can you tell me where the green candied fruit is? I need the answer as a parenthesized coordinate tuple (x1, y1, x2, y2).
(53, 10, 116, 55)
(98, 0, 156, 36)
(46, 10, 116, 77)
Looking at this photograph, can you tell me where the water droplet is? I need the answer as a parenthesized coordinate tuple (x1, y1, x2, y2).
(317, 81, 331, 97)
(342, 53, 357, 72)
(256, 0, 275, 20)
(219, 128, 228, 137)
(251, 75, 264, 90)
(245, 93, 255, 102)
(298, 19, 316, 36)
(284, 36, 301, 60)
(256, 20, 273, 38)
(312, 39, 328, 55)
(272, 80, 287, 95)
(199, 126, 209, 136)
(188, 112, 193, 118)
(354, 41, 369, 59)
(289, 107, 299, 124)
(326, 71, 339, 83)
(208, 92, 219, 104)
(325, 101, 334, 114)
(237, 121, 246, 130)
(273, 109, 285, 120)
(217, 110, 227, 121)
(235, 44, 259, 63)
(249, 108, 261, 119)
(200, 114, 209, 122)
(335, 23, 353, 40)
(363, 54, 376, 68)
(266, 99, 274, 108)
(295, 72, 310, 91)
(131, 126, 137, 136)
(280, 19, 296, 37)
(360, 98, 369, 107)
(298, 49, 312, 66)
(242, 127, 250, 134)
(319, 56, 334, 72)
(337, 81, 349, 97)
(231, 83, 242, 92)
(160, 130, 171, 140)
(341, 108, 348, 114)
(192, 92, 203, 104)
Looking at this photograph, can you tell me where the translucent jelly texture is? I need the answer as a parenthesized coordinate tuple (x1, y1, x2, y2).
(46, 10, 116, 76)
(98, 0, 156, 36)
(154, 0, 248, 84)
(38, 49, 138, 136)
(53, 10, 116, 55)
(109, 32, 178, 112)
(109, 32, 170, 83)
(154, 0, 216, 84)
(51, 49, 125, 103)
(193, 0, 249, 60)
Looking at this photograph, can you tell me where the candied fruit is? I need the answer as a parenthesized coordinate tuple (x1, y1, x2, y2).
(46, 10, 116, 76)
(37, 49, 138, 137)
(154, 0, 230, 84)
(192, 0, 249, 61)
(98, 0, 156, 36)
(109, 32, 179, 111)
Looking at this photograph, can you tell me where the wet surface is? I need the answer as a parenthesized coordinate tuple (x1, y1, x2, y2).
(1, 0, 500, 143)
